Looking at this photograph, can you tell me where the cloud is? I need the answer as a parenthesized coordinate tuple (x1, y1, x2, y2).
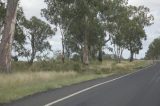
(19, 0, 46, 19)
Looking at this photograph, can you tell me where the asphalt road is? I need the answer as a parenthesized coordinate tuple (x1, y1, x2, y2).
(3, 62, 160, 106)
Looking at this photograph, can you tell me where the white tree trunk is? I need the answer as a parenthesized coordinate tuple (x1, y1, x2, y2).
(83, 35, 89, 65)
(82, 15, 89, 65)
(0, 0, 19, 72)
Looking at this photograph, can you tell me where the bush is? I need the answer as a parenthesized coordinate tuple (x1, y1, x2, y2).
(12, 61, 30, 72)
(73, 63, 82, 72)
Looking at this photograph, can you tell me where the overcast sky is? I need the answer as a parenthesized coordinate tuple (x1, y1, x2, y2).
(20, 0, 160, 59)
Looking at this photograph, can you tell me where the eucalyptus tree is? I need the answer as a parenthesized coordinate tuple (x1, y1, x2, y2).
(124, 5, 154, 62)
(12, 7, 26, 58)
(99, 0, 128, 62)
(90, 22, 106, 62)
(25, 16, 55, 64)
(0, 4, 27, 61)
(111, 11, 142, 62)
(146, 38, 160, 60)
(110, 8, 127, 63)
(42, 0, 106, 65)
(42, 0, 77, 63)
(0, 0, 19, 72)
(111, 23, 125, 63)
(108, 4, 153, 62)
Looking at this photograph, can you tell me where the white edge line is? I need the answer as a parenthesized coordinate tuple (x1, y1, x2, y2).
(44, 64, 153, 106)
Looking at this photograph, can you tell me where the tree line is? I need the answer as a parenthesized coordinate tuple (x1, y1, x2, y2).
(0, 0, 154, 72)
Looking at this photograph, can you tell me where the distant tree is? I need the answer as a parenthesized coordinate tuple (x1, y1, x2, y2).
(146, 38, 160, 60)
(25, 16, 55, 64)
(0, 0, 19, 72)
(126, 6, 154, 62)
(123, 19, 146, 62)
(100, 0, 128, 63)
(111, 5, 154, 62)
(42, 0, 76, 63)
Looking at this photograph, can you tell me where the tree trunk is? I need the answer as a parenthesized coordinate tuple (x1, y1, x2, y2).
(119, 48, 123, 63)
(130, 50, 134, 62)
(83, 35, 89, 65)
(80, 48, 83, 63)
(98, 48, 103, 62)
(29, 34, 35, 65)
(29, 51, 35, 65)
(62, 33, 65, 63)
(0, 0, 19, 72)
(82, 15, 89, 65)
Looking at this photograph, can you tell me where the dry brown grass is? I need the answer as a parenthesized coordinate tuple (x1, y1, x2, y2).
(0, 71, 78, 103)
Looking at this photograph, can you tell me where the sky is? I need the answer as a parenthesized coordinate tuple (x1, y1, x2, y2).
(19, 0, 160, 59)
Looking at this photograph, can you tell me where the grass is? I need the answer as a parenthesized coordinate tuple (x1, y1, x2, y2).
(0, 60, 152, 103)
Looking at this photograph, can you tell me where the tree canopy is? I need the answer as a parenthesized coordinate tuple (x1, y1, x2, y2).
(146, 37, 160, 60)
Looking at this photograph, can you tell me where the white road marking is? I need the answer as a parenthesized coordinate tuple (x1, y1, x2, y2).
(44, 65, 153, 106)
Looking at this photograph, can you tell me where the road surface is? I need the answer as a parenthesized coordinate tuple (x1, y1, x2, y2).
(3, 62, 160, 106)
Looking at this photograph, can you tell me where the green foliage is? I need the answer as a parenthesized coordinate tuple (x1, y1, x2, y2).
(24, 16, 55, 64)
(0, 1, 5, 35)
(71, 54, 81, 61)
(109, 5, 153, 62)
(42, 0, 153, 63)
(14, 7, 26, 44)
(145, 37, 160, 60)
(13, 7, 28, 59)
(126, 6, 153, 61)
(12, 60, 83, 73)
(42, 0, 121, 63)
